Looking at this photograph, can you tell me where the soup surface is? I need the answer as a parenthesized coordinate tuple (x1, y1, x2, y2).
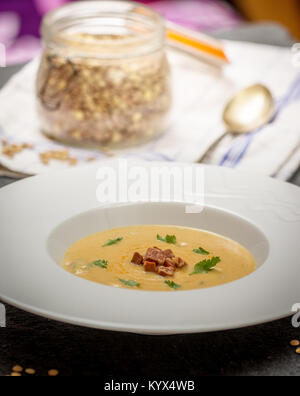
(62, 225, 256, 291)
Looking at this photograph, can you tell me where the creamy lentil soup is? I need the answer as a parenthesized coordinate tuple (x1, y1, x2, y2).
(62, 225, 256, 291)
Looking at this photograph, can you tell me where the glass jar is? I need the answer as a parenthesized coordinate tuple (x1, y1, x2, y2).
(36, 1, 172, 149)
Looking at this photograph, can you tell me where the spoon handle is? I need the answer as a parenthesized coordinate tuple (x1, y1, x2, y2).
(219, 72, 300, 168)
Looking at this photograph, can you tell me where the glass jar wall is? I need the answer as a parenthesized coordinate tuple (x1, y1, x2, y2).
(36, 1, 172, 148)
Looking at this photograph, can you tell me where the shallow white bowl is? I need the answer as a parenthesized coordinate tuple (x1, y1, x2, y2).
(0, 161, 299, 335)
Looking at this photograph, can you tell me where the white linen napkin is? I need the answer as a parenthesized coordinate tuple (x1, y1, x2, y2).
(0, 40, 299, 179)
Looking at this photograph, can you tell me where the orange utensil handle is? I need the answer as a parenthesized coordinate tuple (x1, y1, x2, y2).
(166, 23, 229, 66)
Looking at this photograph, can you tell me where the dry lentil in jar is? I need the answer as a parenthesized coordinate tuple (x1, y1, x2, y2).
(36, 1, 172, 148)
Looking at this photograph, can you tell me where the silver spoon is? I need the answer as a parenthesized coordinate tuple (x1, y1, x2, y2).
(223, 84, 276, 134)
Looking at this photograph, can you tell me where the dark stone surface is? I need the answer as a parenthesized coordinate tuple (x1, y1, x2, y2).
(0, 24, 300, 377)
(0, 307, 299, 377)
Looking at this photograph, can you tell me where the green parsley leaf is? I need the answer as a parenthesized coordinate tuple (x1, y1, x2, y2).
(193, 247, 210, 255)
(190, 257, 221, 275)
(102, 237, 123, 247)
(119, 279, 140, 288)
(157, 234, 177, 245)
(165, 280, 181, 290)
(92, 259, 108, 269)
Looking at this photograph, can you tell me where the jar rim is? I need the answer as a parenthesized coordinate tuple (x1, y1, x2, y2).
(42, 0, 166, 59)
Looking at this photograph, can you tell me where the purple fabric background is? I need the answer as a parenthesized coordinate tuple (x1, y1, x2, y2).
(0, 0, 241, 65)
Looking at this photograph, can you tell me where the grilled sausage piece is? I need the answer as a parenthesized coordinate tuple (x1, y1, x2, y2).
(144, 261, 157, 273)
(172, 257, 187, 268)
(144, 247, 166, 266)
(131, 252, 144, 265)
(165, 258, 176, 269)
(163, 249, 175, 259)
(157, 266, 175, 277)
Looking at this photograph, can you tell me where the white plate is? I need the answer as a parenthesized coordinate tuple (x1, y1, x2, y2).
(0, 161, 299, 335)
